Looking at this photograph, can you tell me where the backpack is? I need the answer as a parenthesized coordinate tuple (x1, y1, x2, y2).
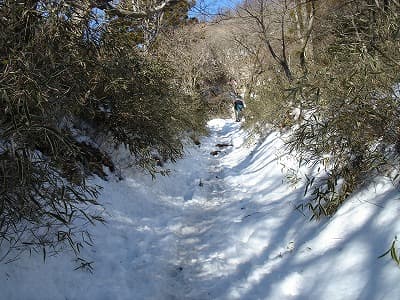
(234, 99, 244, 110)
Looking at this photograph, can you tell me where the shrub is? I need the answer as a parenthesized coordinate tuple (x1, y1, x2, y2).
(0, 0, 207, 261)
(287, 1, 400, 218)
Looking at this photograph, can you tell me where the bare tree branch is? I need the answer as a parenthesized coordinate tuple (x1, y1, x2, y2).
(299, 0, 316, 70)
(107, 0, 176, 18)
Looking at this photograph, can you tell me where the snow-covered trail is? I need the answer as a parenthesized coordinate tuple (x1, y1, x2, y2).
(168, 120, 310, 300)
(173, 121, 241, 299)
(1, 119, 400, 300)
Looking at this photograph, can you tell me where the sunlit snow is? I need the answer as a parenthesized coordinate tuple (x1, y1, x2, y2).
(1, 119, 399, 300)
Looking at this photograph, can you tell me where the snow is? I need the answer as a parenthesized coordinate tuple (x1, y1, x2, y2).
(1, 118, 400, 299)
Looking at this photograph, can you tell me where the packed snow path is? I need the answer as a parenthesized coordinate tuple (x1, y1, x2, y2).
(1, 119, 400, 300)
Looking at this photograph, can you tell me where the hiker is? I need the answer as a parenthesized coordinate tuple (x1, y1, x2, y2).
(233, 95, 245, 122)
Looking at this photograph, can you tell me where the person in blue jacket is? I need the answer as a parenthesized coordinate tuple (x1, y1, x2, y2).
(233, 96, 245, 122)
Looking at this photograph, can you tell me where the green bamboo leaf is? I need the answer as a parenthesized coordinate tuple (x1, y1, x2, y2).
(377, 247, 391, 259)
